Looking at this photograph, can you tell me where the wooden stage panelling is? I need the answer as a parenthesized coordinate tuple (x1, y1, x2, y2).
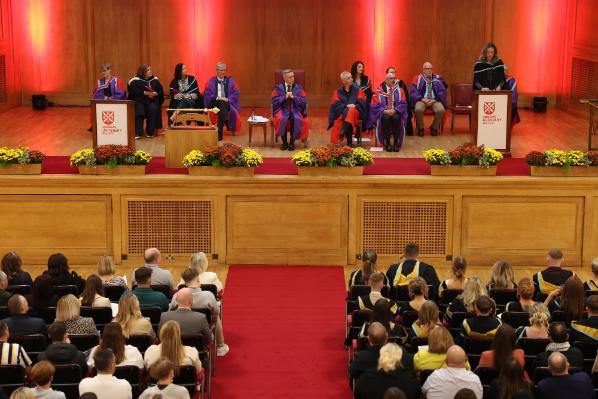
(2, 173, 598, 273)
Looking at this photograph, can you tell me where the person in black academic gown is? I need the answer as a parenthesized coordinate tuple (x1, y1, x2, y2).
(473, 42, 506, 91)
(128, 64, 164, 138)
(168, 63, 201, 125)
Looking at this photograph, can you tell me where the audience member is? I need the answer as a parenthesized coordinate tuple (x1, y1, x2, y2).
(172, 268, 227, 356)
(399, 277, 428, 313)
(386, 243, 440, 290)
(78, 394, 97, 399)
(505, 277, 537, 312)
(477, 325, 524, 371)
(453, 389, 477, 399)
(43, 253, 85, 293)
(383, 387, 406, 399)
(570, 294, 598, 342)
(535, 352, 593, 399)
(349, 250, 389, 288)
(0, 320, 31, 368)
(411, 300, 440, 338)
(159, 288, 212, 345)
(445, 277, 486, 323)
(2, 294, 47, 335)
(461, 296, 501, 338)
(139, 358, 190, 399)
(422, 345, 482, 399)
(545, 275, 585, 325)
(79, 349, 132, 399)
(362, 299, 405, 340)
(0, 272, 13, 306)
(55, 294, 97, 335)
(414, 326, 470, 371)
(9, 388, 34, 399)
(485, 357, 532, 399)
(131, 267, 168, 311)
(97, 256, 128, 289)
(349, 322, 389, 380)
(438, 256, 467, 299)
(185, 252, 224, 292)
(358, 272, 388, 311)
(80, 275, 111, 308)
(487, 260, 516, 290)
(38, 321, 88, 374)
(87, 323, 143, 369)
(27, 276, 59, 315)
(583, 257, 598, 291)
(132, 248, 173, 290)
(533, 322, 584, 370)
(144, 320, 202, 373)
(29, 361, 66, 399)
(1, 252, 33, 286)
(533, 248, 575, 299)
(112, 294, 155, 339)
(354, 343, 419, 399)
(515, 302, 550, 341)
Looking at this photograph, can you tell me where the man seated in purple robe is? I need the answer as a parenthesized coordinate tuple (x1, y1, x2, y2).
(504, 64, 521, 126)
(369, 72, 408, 152)
(271, 69, 310, 151)
(410, 62, 447, 137)
(203, 62, 241, 142)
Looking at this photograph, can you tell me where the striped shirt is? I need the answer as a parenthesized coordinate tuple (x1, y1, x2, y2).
(0, 342, 32, 367)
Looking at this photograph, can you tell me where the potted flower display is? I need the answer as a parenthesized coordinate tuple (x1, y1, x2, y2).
(182, 143, 263, 176)
(423, 144, 503, 176)
(526, 149, 598, 176)
(70, 145, 152, 175)
(0, 147, 45, 175)
(292, 145, 373, 176)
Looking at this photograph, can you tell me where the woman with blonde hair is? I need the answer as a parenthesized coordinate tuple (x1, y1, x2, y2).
(10, 387, 35, 399)
(349, 250, 389, 288)
(438, 256, 467, 299)
(411, 300, 440, 338)
(515, 302, 550, 341)
(112, 293, 155, 339)
(354, 343, 419, 399)
(506, 277, 537, 312)
(487, 260, 516, 290)
(87, 322, 144, 369)
(414, 326, 470, 371)
(399, 277, 428, 313)
(583, 257, 598, 291)
(55, 294, 97, 335)
(445, 277, 486, 323)
(181, 252, 223, 291)
(144, 320, 201, 374)
(97, 255, 128, 289)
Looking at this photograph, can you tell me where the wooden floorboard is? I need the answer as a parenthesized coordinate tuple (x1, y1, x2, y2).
(0, 106, 589, 158)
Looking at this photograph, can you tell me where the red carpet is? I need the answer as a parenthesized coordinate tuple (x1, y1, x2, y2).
(39, 156, 531, 176)
(211, 266, 348, 399)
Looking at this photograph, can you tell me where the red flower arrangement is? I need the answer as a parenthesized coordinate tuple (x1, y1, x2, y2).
(94, 145, 134, 165)
(449, 143, 482, 165)
(203, 143, 244, 168)
(313, 146, 333, 166)
(524, 151, 547, 166)
(586, 151, 598, 166)
(28, 150, 45, 164)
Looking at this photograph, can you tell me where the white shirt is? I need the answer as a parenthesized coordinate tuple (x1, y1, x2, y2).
(139, 384, 190, 399)
(79, 374, 132, 399)
(422, 367, 483, 399)
(217, 78, 225, 98)
(178, 271, 223, 292)
(87, 345, 144, 369)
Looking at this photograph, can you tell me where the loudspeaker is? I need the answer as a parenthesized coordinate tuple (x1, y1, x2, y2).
(31, 94, 48, 110)
(533, 96, 548, 113)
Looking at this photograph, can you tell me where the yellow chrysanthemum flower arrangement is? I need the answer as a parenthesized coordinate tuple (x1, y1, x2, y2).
(182, 150, 206, 167)
(544, 149, 569, 167)
(241, 148, 264, 167)
(70, 149, 96, 166)
(292, 150, 315, 166)
(480, 148, 504, 167)
(422, 149, 451, 165)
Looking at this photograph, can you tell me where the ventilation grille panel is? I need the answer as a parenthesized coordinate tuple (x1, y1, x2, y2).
(127, 200, 212, 255)
(362, 201, 447, 255)
(571, 57, 598, 104)
(0, 55, 6, 103)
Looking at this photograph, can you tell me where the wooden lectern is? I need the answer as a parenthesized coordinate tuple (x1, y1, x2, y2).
(472, 90, 512, 152)
(165, 110, 218, 168)
(580, 99, 598, 150)
(91, 100, 135, 148)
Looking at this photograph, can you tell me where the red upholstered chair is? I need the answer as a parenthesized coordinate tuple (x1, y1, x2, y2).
(273, 70, 309, 147)
(449, 83, 474, 133)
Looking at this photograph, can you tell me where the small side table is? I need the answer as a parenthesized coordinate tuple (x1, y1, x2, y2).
(248, 119, 274, 147)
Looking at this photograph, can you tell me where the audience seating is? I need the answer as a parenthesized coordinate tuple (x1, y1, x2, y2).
(462, 337, 493, 369)
(180, 335, 210, 396)
(449, 83, 473, 132)
(398, 311, 419, 328)
(405, 337, 428, 354)
(0, 306, 8, 319)
(37, 307, 57, 324)
(9, 334, 47, 362)
(52, 285, 80, 297)
(104, 285, 126, 302)
(586, 290, 598, 298)
(201, 284, 218, 298)
(501, 312, 531, 329)
(348, 285, 390, 301)
(114, 366, 144, 399)
(0, 365, 26, 396)
(574, 341, 598, 372)
(172, 365, 204, 398)
(447, 311, 475, 330)
(390, 285, 410, 302)
(68, 334, 100, 352)
(533, 366, 582, 385)
(6, 285, 31, 296)
(150, 284, 172, 300)
(438, 289, 463, 306)
(80, 306, 113, 330)
(126, 334, 155, 355)
(474, 366, 498, 386)
(52, 364, 83, 399)
(140, 306, 162, 332)
(489, 288, 518, 307)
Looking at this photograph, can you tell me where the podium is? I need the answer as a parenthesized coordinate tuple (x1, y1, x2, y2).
(165, 112, 218, 168)
(472, 90, 512, 152)
(91, 100, 135, 148)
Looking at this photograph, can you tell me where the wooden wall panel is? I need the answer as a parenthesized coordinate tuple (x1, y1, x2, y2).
(0, 194, 111, 264)
(226, 196, 348, 264)
(461, 196, 584, 266)
(573, 0, 598, 50)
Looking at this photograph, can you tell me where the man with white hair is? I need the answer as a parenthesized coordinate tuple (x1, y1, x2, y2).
(203, 62, 241, 141)
(271, 69, 310, 151)
(131, 248, 173, 290)
(328, 71, 366, 147)
(0, 271, 12, 306)
(410, 62, 447, 136)
(369, 72, 408, 152)
(536, 352, 594, 399)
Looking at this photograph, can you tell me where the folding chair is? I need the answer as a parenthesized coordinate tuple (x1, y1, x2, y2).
(574, 341, 598, 372)
(474, 366, 498, 386)
(69, 334, 100, 352)
(398, 311, 419, 328)
(180, 336, 211, 398)
(104, 285, 126, 302)
(0, 306, 8, 319)
(501, 312, 531, 329)
(438, 289, 463, 306)
(0, 365, 26, 396)
(38, 307, 57, 324)
(489, 288, 518, 307)
(53, 285, 80, 297)
(406, 337, 428, 354)
(140, 306, 162, 332)
(9, 334, 47, 363)
(192, 308, 216, 374)
(115, 365, 144, 398)
(80, 306, 113, 331)
(52, 364, 83, 399)
(126, 334, 155, 355)
(6, 285, 31, 296)
(151, 284, 172, 300)
(463, 336, 493, 369)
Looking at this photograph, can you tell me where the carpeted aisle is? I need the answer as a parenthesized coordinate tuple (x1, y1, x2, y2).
(211, 265, 349, 399)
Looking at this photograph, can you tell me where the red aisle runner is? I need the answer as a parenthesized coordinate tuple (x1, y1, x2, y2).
(211, 266, 349, 399)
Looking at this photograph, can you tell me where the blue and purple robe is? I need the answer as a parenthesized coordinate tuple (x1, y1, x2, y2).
(327, 86, 366, 144)
(92, 76, 126, 100)
(369, 84, 408, 145)
(409, 74, 448, 109)
(271, 83, 310, 140)
(505, 76, 521, 125)
(203, 76, 241, 133)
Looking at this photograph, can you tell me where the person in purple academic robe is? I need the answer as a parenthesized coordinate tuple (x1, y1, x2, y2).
(410, 62, 447, 136)
(504, 64, 521, 126)
(203, 62, 241, 141)
(91, 63, 127, 101)
(369, 72, 408, 152)
(271, 69, 310, 151)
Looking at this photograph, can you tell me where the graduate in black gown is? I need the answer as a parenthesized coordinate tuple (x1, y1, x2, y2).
(128, 64, 164, 138)
(351, 61, 373, 134)
(168, 63, 201, 125)
(473, 42, 506, 91)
